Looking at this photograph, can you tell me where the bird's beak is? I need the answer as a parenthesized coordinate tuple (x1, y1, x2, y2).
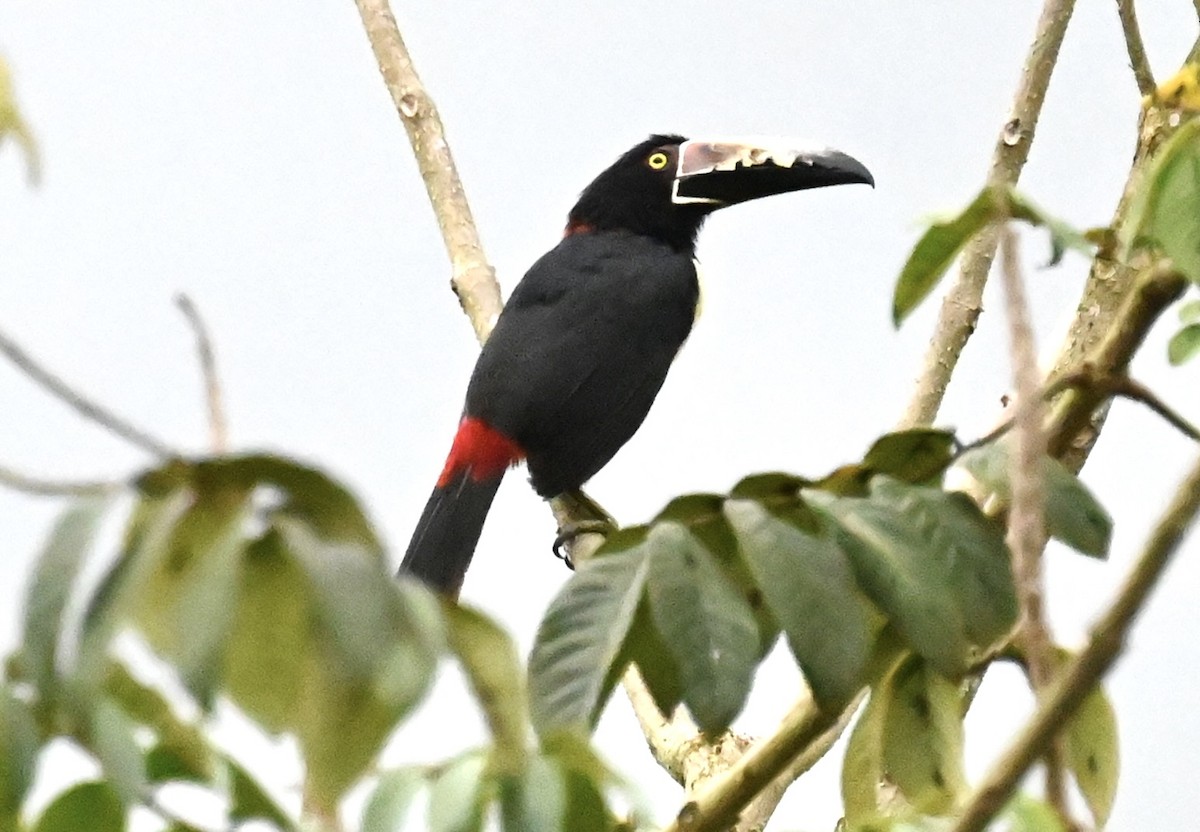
(672, 138, 874, 207)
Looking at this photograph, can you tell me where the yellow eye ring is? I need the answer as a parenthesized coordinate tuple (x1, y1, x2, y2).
(647, 152, 669, 170)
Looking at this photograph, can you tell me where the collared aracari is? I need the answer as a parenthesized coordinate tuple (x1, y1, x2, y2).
(401, 134, 872, 594)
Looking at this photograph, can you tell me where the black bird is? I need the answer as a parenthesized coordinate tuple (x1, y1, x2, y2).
(401, 134, 872, 594)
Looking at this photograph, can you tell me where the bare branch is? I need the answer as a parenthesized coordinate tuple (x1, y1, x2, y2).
(951, 448, 1200, 832)
(0, 325, 177, 459)
(352, 0, 502, 344)
(1117, 0, 1156, 96)
(901, 0, 1077, 428)
(998, 229, 1069, 819)
(176, 294, 229, 454)
(0, 464, 121, 497)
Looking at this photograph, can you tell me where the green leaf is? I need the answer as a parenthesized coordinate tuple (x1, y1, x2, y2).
(608, 599, 685, 716)
(862, 430, 957, 485)
(559, 768, 613, 832)
(445, 604, 527, 768)
(362, 767, 426, 832)
(841, 675, 889, 826)
(428, 752, 489, 832)
(22, 497, 110, 701)
(76, 492, 192, 689)
(1003, 794, 1067, 832)
(956, 441, 1112, 558)
(0, 57, 41, 185)
(724, 500, 880, 709)
(499, 755, 566, 832)
(813, 479, 1016, 676)
(729, 473, 808, 501)
(0, 687, 40, 822)
(145, 745, 207, 785)
(1180, 298, 1200, 323)
(644, 522, 759, 733)
(1006, 190, 1096, 267)
(529, 534, 651, 736)
(31, 782, 124, 832)
(1065, 682, 1119, 827)
(893, 188, 997, 325)
(881, 657, 967, 815)
(223, 532, 310, 732)
(89, 699, 146, 805)
(1168, 322, 1200, 364)
(1122, 118, 1200, 284)
(227, 757, 296, 830)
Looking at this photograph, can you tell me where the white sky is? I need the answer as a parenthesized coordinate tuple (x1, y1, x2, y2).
(2, 1, 1199, 829)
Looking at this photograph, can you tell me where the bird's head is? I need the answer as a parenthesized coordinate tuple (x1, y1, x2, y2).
(567, 134, 874, 252)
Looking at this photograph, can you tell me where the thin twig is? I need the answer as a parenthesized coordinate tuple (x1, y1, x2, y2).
(1117, 0, 1156, 96)
(352, 0, 502, 344)
(951, 449, 1200, 832)
(0, 464, 122, 497)
(0, 325, 177, 459)
(901, 0, 1077, 428)
(997, 229, 1069, 819)
(176, 294, 229, 454)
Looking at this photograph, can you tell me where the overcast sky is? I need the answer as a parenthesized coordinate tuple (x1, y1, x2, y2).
(2, 1, 1199, 829)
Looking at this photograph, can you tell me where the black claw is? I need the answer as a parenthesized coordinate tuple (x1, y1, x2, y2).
(551, 520, 613, 570)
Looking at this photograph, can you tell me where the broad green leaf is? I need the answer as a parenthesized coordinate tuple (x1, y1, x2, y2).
(1065, 682, 1119, 827)
(1003, 794, 1066, 832)
(428, 752, 489, 832)
(1168, 322, 1200, 364)
(22, 497, 110, 700)
(499, 755, 565, 832)
(1006, 191, 1096, 266)
(607, 599, 684, 717)
(102, 664, 212, 784)
(89, 699, 145, 804)
(724, 500, 879, 709)
(529, 533, 651, 736)
(729, 473, 808, 502)
(0, 687, 39, 822)
(362, 767, 426, 832)
(881, 657, 967, 815)
(1122, 118, 1200, 284)
(893, 188, 996, 325)
(31, 782, 124, 832)
(813, 479, 1016, 676)
(644, 522, 758, 733)
(559, 767, 613, 832)
(227, 757, 296, 830)
(76, 493, 192, 688)
(862, 429, 957, 485)
(956, 442, 1112, 558)
(841, 677, 889, 826)
(223, 532, 310, 732)
(445, 604, 527, 768)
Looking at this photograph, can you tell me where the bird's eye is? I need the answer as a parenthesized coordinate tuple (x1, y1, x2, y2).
(647, 152, 669, 170)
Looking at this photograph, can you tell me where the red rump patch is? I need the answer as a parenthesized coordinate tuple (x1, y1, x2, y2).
(437, 417, 525, 487)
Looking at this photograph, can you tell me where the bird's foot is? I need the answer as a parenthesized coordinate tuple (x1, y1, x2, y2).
(552, 519, 614, 570)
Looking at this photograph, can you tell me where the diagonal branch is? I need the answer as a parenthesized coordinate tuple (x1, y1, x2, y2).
(950, 448, 1200, 832)
(901, 0, 1077, 428)
(0, 325, 177, 459)
(176, 294, 229, 454)
(0, 464, 121, 497)
(1117, 0, 1155, 96)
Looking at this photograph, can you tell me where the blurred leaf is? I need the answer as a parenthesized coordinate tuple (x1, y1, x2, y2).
(362, 767, 426, 832)
(428, 752, 489, 832)
(956, 442, 1112, 558)
(145, 745, 207, 785)
(729, 473, 808, 502)
(1002, 794, 1066, 832)
(445, 604, 527, 768)
(644, 522, 758, 733)
(813, 479, 1016, 676)
(724, 500, 879, 710)
(0, 56, 41, 185)
(227, 757, 296, 830)
(1122, 119, 1200, 284)
(89, 699, 146, 804)
(0, 687, 39, 823)
(559, 767, 613, 832)
(30, 782, 124, 832)
(881, 657, 967, 815)
(893, 189, 996, 325)
(529, 534, 650, 736)
(841, 674, 890, 826)
(862, 430, 957, 485)
(608, 599, 684, 716)
(76, 493, 192, 688)
(22, 497, 110, 702)
(102, 664, 212, 784)
(1168, 322, 1200, 364)
(499, 755, 565, 832)
(1006, 191, 1096, 266)
(223, 532, 310, 732)
(1180, 298, 1200, 323)
(1065, 681, 1119, 827)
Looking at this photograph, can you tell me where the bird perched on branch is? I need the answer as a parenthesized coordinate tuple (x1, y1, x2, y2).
(401, 134, 873, 595)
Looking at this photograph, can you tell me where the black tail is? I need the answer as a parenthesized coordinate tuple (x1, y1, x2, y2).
(399, 470, 504, 595)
